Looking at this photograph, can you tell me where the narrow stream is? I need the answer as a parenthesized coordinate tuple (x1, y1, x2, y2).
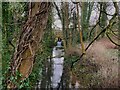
(51, 47, 64, 88)
(35, 46, 80, 89)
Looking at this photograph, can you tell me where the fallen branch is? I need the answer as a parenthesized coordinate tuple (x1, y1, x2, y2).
(71, 12, 117, 69)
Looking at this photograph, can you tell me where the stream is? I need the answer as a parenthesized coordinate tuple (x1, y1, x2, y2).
(51, 47, 64, 88)
(35, 46, 79, 89)
(35, 46, 64, 89)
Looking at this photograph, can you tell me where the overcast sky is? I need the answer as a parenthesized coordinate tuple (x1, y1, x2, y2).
(53, 2, 116, 30)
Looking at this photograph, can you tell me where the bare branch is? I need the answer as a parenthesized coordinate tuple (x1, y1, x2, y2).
(53, 2, 62, 21)
(100, 10, 114, 16)
(71, 0, 79, 4)
(71, 12, 117, 69)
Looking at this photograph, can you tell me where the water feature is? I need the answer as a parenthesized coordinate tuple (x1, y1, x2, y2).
(35, 46, 64, 89)
(51, 47, 80, 89)
(51, 47, 64, 88)
(35, 46, 80, 89)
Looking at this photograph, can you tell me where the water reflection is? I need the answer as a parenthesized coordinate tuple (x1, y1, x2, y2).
(51, 47, 64, 88)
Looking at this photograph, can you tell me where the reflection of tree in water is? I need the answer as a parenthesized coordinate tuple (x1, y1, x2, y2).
(40, 58, 52, 89)
(40, 47, 65, 89)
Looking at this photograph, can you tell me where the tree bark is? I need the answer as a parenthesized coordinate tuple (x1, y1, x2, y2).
(61, 2, 67, 51)
(7, 2, 51, 88)
(76, 3, 85, 54)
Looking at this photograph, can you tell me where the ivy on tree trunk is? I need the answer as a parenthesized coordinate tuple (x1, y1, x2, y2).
(7, 2, 51, 89)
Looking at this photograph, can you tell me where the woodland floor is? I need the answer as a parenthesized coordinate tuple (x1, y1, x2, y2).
(70, 37, 119, 88)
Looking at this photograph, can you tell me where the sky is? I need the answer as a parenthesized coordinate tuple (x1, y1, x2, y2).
(53, 2, 116, 30)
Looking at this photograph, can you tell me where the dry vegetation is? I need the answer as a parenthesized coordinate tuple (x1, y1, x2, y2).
(86, 37, 119, 88)
(67, 37, 119, 88)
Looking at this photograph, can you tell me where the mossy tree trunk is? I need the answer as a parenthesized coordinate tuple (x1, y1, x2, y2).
(99, 2, 108, 38)
(81, 2, 94, 41)
(72, 11, 78, 46)
(76, 3, 85, 54)
(7, 2, 51, 88)
(61, 2, 67, 51)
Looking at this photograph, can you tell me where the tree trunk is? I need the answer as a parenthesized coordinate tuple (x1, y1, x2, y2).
(76, 3, 85, 54)
(61, 2, 67, 51)
(81, 2, 93, 41)
(7, 2, 51, 88)
(72, 11, 78, 46)
(65, 2, 71, 48)
(99, 2, 108, 37)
